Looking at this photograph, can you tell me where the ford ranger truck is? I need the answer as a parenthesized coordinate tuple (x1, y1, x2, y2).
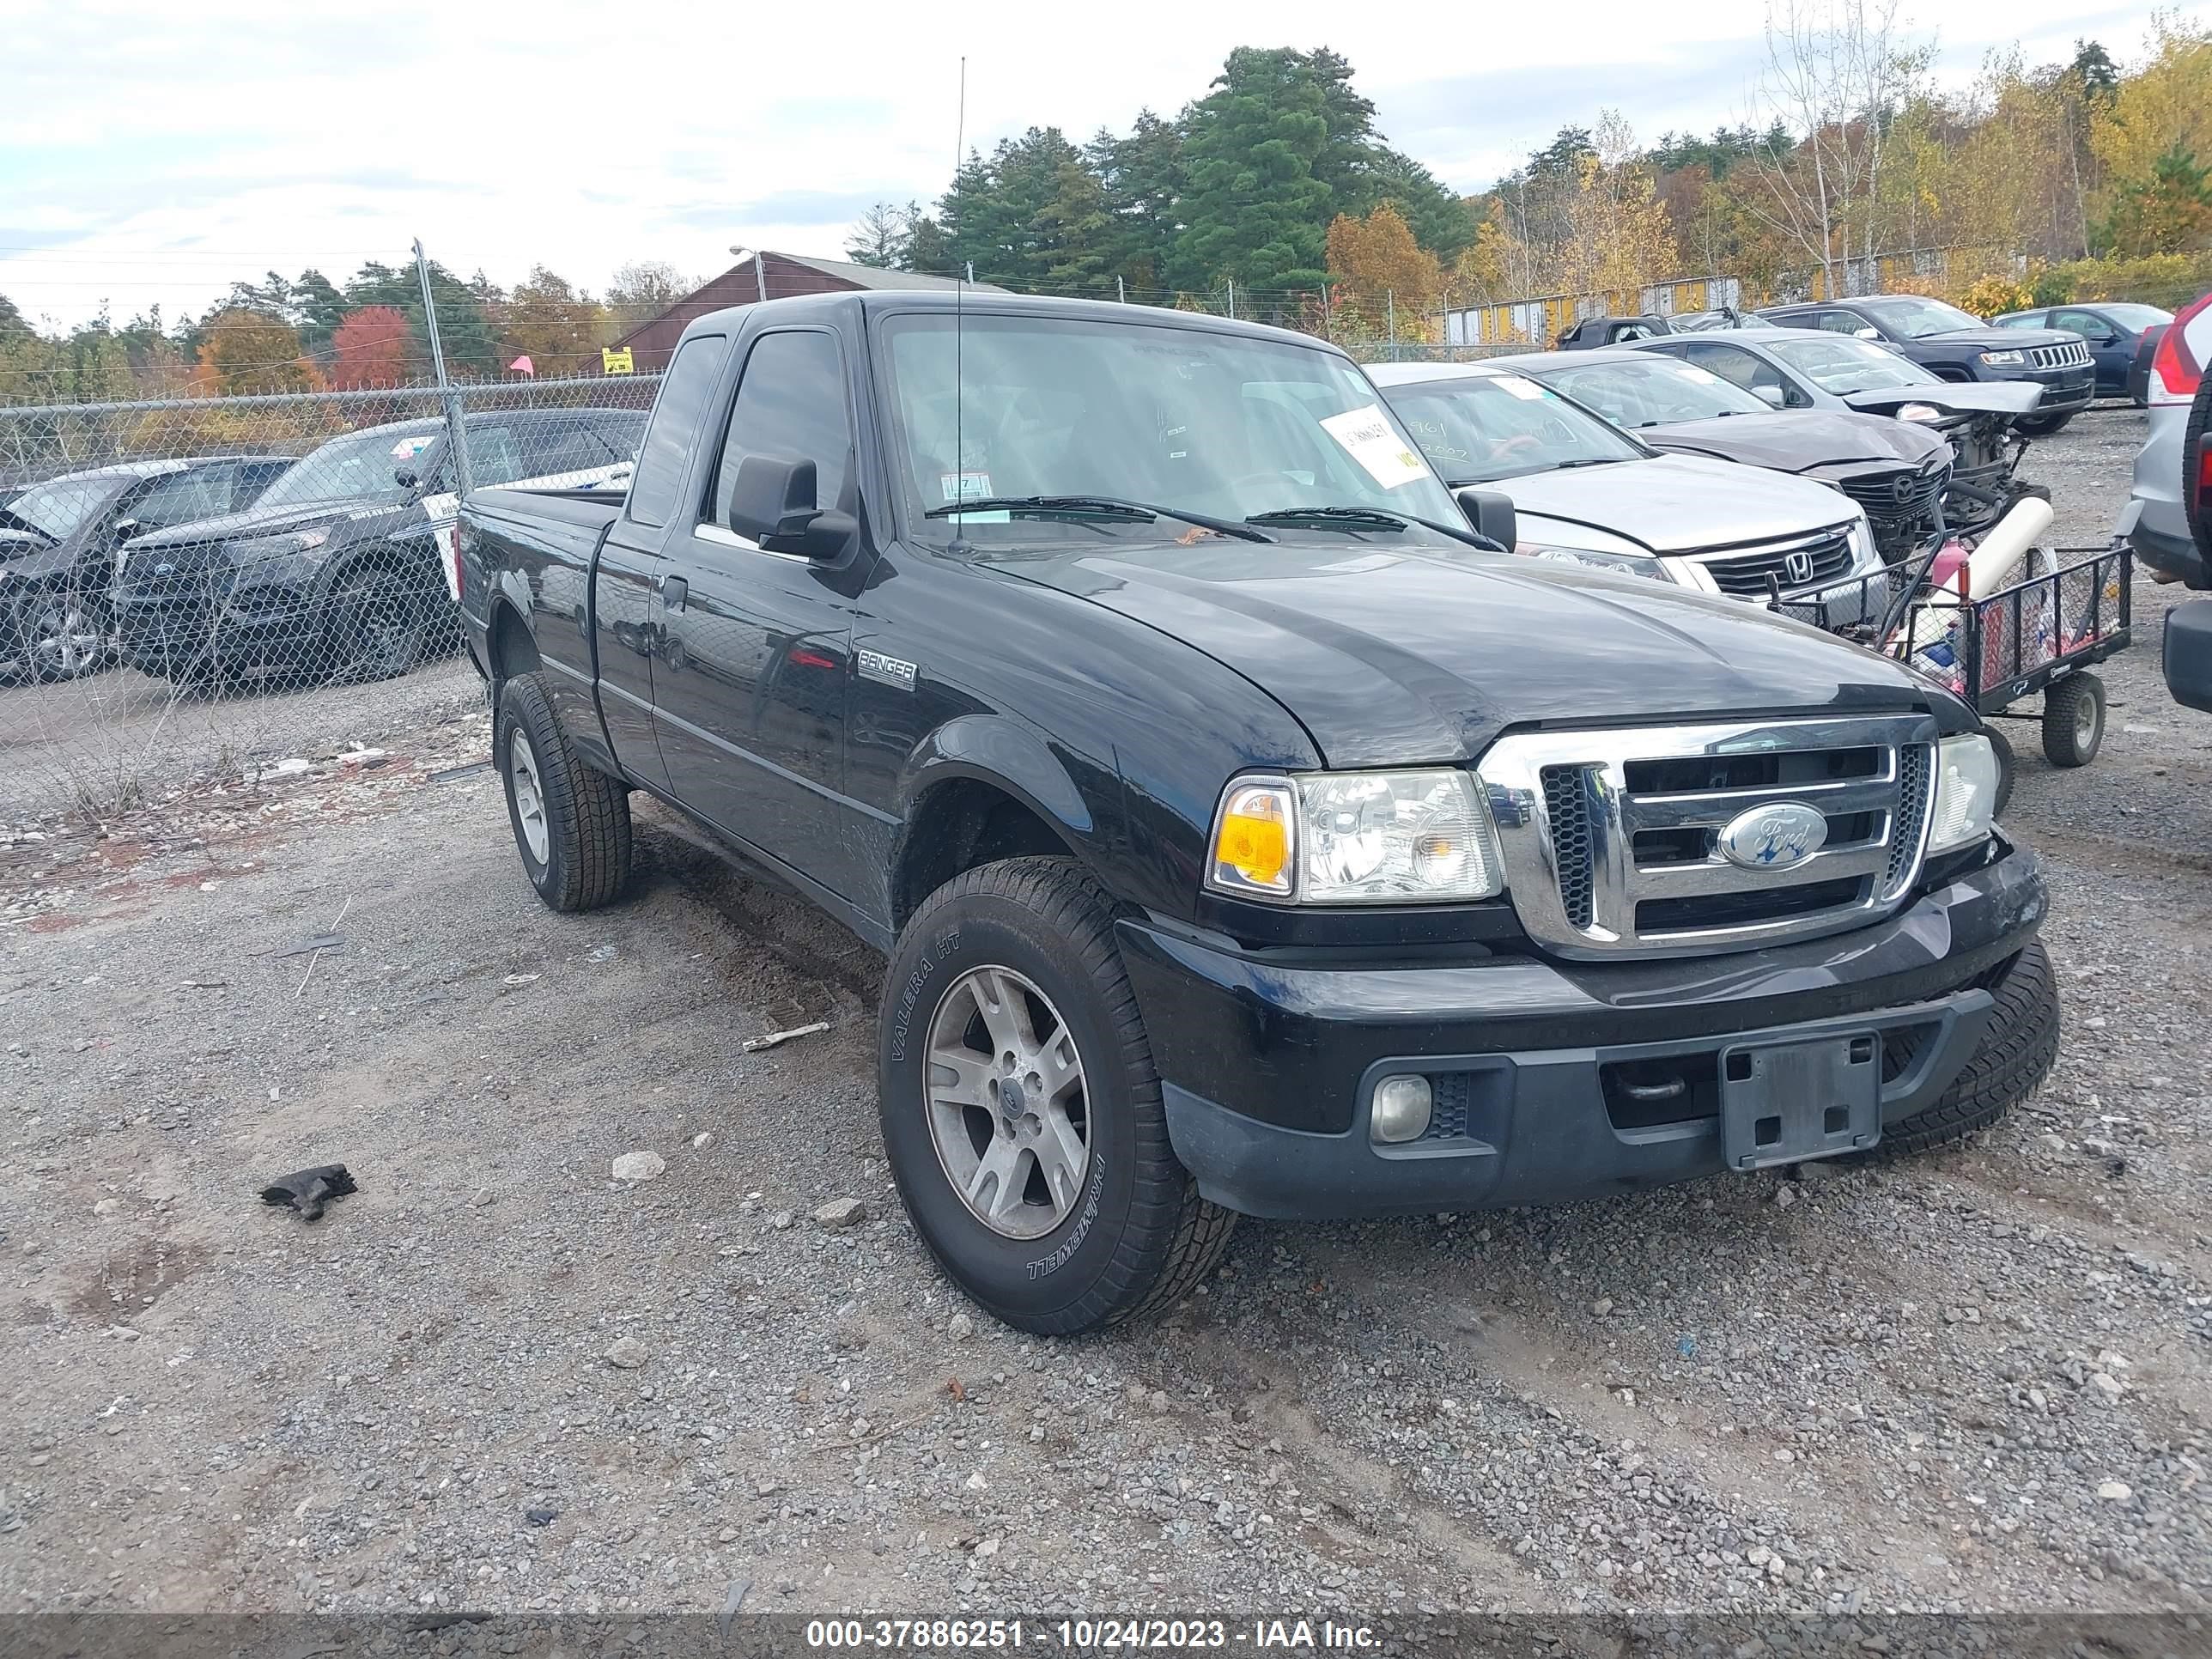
(458, 293, 2056, 1335)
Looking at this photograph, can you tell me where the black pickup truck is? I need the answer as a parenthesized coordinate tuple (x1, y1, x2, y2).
(460, 293, 2056, 1334)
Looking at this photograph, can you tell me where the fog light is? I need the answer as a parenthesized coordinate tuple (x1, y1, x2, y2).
(1370, 1074, 1433, 1144)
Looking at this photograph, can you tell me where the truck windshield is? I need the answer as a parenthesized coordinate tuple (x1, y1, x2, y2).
(257, 427, 435, 508)
(878, 313, 1462, 547)
(1382, 371, 1648, 483)
(1529, 358, 1770, 428)
(1765, 335, 1940, 393)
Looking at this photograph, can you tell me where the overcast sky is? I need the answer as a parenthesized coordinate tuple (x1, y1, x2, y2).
(0, 0, 2186, 331)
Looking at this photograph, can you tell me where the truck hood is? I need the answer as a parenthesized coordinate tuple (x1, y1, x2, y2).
(1486, 453, 1856, 555)
(1918, 325, 2076, 351)
(1838, 381, 2044, 418)
(1638, 411, 1947, 472)
(126, 496, 391, 552)
(1001, 541, 1966, 767)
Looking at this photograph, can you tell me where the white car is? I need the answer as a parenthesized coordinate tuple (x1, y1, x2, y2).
(1366, 361, 1881, 604)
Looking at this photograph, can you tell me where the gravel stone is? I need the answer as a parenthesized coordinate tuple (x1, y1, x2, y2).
(611, 1152, 665, 1182)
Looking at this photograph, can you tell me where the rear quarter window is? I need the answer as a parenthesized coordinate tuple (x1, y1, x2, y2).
(628, 337, 729, 528)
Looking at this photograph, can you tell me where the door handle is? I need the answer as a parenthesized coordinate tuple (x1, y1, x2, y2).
(659, 574, 688, 611)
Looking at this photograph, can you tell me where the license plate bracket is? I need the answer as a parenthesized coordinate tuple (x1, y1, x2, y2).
(1718, 1030, 1882, 1171)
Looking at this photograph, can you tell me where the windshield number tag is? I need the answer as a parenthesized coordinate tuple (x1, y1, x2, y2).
(1320, 404, 1427, 489)
(939, 471, 1008, 523)
(1493, 375, 1549, 401)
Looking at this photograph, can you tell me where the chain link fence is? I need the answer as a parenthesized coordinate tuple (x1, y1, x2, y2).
(0, 261, 1532, 831)
(0, 374, 661, 825)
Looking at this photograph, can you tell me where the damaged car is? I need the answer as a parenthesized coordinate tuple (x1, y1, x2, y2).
(1503, 348, 1953, 562)
(1631, 328, 2045, 536)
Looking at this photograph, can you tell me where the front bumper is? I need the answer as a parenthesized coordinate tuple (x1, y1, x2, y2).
(1120, 843, 2046, 1218)
(2014, 365, 2095, 415)
(110, 573, 320, 672)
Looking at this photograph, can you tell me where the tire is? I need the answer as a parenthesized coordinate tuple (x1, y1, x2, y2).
(1873, 941, 2057, 1160)
(2015, 411, 2075, 436)
(495, 673, 632, 911)
(1985, 726, 2016, 818)
(323, 562, 430, 684)
(17, 589, 107, 684)
(2040, 672, 2104, 767)
(878, 856, 1236, 1334)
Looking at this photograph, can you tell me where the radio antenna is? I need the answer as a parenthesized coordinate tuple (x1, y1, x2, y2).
(951, 54, 969, 551)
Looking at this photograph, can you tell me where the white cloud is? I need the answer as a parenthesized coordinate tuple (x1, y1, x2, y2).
(0, 0, 2185, 331)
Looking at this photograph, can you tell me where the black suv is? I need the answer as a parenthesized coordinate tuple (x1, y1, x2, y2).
(1759, 295, 2094, 435)
(2, 456, 295, 682)
(113, 407, 642, 686)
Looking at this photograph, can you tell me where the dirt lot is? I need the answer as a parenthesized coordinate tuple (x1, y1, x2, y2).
(2, 409, 2207, 1623)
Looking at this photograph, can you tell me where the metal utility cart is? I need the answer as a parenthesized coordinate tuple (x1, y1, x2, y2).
(1775, 541, 2132, 781)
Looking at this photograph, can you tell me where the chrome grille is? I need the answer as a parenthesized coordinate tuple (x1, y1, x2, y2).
(1692, 526, 1858, 597)
(1477, 715, 1940, 958)
(2031, 341, 2091, 370)
(1540, 765, 1597, 927)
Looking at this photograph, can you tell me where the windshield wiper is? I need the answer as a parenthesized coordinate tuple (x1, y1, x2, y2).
(1244, 506, 1409, 533)
(923, 494, 1272, 543)
(1547, 456, 1636, 469)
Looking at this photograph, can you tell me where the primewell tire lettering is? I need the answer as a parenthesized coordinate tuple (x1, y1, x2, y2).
(1025, 1153, 1105, 1280)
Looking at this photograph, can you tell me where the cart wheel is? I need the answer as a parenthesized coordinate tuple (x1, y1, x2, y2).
(2041, 672, 2105, 768)
(1986, 726, 2016, 817)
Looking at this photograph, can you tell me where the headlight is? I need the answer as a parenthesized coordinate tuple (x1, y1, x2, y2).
(1896, 402, 1947, 422)
(1519, 544, 1674, 581)
(229, 527, 331, 562)
(1978, 349, 2025, 368)
(1928, 733, 2000, 852)
(1207, 769, 1504, 904)
(1848, 512, 1879, 569)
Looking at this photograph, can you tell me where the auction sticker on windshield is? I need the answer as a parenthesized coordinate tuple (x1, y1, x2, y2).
(1320, 404, 1426, 489)
(1493, 375, 1549, 401)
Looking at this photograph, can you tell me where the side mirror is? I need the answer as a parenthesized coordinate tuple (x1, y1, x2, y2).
(394, 468, 418, 490)
(110, 515, 142, 544)
(1853, 326, 1881, 342)
(1752, 383, 1788, 409)
(729, 454, 855, 558)
(1453, 486, 1517, 551)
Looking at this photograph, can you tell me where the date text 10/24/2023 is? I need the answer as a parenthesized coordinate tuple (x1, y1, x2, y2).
(803, 1619, 1380, 1650)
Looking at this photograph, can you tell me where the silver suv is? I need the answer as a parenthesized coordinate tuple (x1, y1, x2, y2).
(2118, 292, 2212, 587)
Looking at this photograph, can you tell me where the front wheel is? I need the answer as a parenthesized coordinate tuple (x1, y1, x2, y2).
(878, 857, 1236, 1334)
(2014, 411, 2075, 436)
(323, 562, 429, 684)
(1872, 941, 2057, 1159)
(18, 590, 107, 684)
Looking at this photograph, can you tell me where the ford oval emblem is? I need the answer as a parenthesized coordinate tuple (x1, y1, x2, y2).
(1717, 802, 1827, 870)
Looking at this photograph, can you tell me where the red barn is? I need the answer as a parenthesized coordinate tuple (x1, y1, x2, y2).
(611, 252, 997, 371)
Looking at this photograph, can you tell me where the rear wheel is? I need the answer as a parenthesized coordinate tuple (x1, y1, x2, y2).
(2041, 672, 2104, 767)
(495, 673, 632, 911)
(878, 857, 1236, 1334)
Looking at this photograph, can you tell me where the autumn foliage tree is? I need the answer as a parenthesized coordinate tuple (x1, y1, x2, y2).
(1325, 204, 1443, 337)
(326, 305, 416, 389)
(192, 307, 318, 394)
